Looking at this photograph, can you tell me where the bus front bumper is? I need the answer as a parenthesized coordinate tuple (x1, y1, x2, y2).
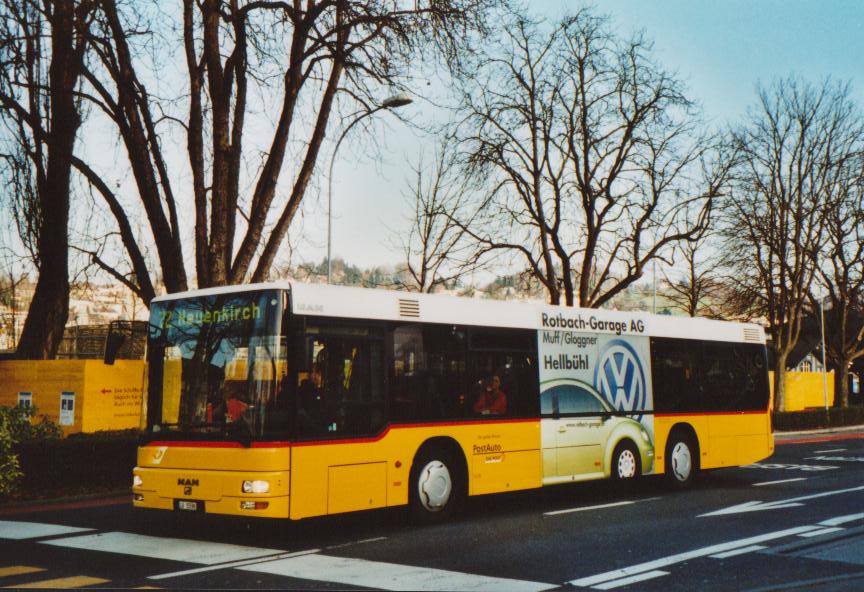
(132, 466, 290, 518)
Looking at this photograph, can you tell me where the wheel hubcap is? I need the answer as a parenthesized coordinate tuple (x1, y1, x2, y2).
(671, 442, 692, 481)
(417, 460, 452, 512)
(617, 449, 637, 479)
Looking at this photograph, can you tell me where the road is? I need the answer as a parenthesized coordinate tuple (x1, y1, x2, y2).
(1, 431, 863, 590)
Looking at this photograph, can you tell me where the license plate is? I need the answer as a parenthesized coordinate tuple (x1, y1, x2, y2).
(177, 500, 199, 511)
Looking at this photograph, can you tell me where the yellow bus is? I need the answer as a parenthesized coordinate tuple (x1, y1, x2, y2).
(130, 282, 773, 522)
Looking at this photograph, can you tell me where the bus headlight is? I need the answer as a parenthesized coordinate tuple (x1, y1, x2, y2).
(133, 475, 143, 488)
(242, 480, 270, 494)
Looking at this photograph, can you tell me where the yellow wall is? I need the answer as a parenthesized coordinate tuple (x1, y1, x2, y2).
(769, 370, 835, 411)
(0, 360, 145, 435)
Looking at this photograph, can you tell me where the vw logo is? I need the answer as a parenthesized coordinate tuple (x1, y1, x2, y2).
(594, 339, 646, 417)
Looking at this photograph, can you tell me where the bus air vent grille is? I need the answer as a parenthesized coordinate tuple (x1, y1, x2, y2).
(398, 299, 421, 318)
(743, 327, 762, 342)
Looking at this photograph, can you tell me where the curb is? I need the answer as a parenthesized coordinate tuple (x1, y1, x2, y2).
(0, 489, 130, 516)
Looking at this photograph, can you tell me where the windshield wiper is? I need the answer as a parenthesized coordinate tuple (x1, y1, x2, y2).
(224, 418, 253, 448)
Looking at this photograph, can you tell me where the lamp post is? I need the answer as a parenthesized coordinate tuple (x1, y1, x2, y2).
(820, 294, 829, 411)
(327, 93, 412, 284)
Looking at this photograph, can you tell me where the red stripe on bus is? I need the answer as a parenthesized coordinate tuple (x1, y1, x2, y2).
(145, 441, 292, 449)
(143, 418, 536, 449)
(654, 410, 768, 418)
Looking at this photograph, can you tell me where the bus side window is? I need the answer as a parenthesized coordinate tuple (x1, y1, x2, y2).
(467, 328, 538, 418)
(651, 338, 702, 413)
(390, 324, 467, 421)
(298, 326, 385, 437)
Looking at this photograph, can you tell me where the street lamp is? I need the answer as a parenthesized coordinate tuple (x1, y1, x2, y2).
(327, 93, 413, 284)
(819, 294, 829, 411)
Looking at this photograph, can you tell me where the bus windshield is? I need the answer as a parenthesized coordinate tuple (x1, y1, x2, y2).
(144, 290, 287, 442)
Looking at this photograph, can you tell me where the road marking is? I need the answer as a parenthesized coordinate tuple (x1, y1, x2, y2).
(805, 455, 864, 463)
(149, 549, 320, 580)
(7, 575, 110, 588)
(545, 501, 634, 516)
(591, 570, 668, 590)
(0, 566, 45, 577)
(814, 448, 846, 453)
(743, 462, 837, 471)
(568, 525, 820, 587)
(798, 527, 845, 538)
(710, 545, 766, 559)
(699, 485, 864, 517)
(544, 498, 659, 517)
(0, 521, 93, 540)
(753, 478, 808, 487)
(238, 553, 555, 592)
(42, 531, 283, 564)
(326, 536, 388, 549)
(820, 512, 864, 527)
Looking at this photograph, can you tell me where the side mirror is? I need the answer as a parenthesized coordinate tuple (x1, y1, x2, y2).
(104, 331, 126, 365)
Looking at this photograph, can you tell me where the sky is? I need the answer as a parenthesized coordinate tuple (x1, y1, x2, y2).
(322, 0, 864, 273)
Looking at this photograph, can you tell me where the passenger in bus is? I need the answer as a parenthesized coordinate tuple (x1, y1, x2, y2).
(473, 375, 507, 415)
(297, 366, 324, 432)
(208, 382, 248, 423)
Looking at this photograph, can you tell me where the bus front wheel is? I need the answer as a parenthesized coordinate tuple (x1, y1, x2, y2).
(665, 432, 699, 489)
(409, 447, 463, 524)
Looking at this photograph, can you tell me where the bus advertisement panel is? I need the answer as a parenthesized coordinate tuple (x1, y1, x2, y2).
(538, 310, 655, 483)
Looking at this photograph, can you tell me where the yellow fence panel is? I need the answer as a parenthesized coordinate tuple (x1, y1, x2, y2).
(769, 370, 835, 411)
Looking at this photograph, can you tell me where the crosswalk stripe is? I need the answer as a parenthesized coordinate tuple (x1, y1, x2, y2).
(29, 523, 553, 591)
(0, 566, 46, 577)
(0, 521, 92, 540)
(6, 575, 110, 589)
(237, 554, 555, 592)
(41, 531, 283, 565)
(148, 549, 319, 580)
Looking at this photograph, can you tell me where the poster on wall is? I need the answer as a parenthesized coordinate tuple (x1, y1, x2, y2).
(60, 391, 75, 426)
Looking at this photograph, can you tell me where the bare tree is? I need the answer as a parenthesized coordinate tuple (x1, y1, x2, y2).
(451, 9, 725, 307)
(69, 0, 492, 304)
(722, 78, 859, 412)
(662, 233, 725, 318)
(392, 141, 484, 292)
(0, 0, 94, 358)
(813, 152, 864, 407)
(0, 246, 27, 350)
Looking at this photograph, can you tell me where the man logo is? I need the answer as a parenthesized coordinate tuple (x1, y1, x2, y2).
(594, 339, 647, 417)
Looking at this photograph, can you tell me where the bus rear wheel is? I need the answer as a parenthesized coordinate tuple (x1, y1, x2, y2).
(409, 447, 463, 524)
(612, 440, 641, 482)
(665, 433, 699, 489)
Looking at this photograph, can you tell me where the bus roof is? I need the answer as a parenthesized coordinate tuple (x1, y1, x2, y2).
(151, 280, 766, 344)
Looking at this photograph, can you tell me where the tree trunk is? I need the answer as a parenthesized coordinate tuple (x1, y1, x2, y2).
(15, 0, 82, 359)
(834, 357, 851, 408)
(773, 351, 788, 412)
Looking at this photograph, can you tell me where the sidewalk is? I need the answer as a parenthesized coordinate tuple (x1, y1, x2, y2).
(774, 423, 864, 444)
(0, 489, 130, 517)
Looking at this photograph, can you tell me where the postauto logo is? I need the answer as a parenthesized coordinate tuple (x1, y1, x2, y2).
(594, 339, 647, 418)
